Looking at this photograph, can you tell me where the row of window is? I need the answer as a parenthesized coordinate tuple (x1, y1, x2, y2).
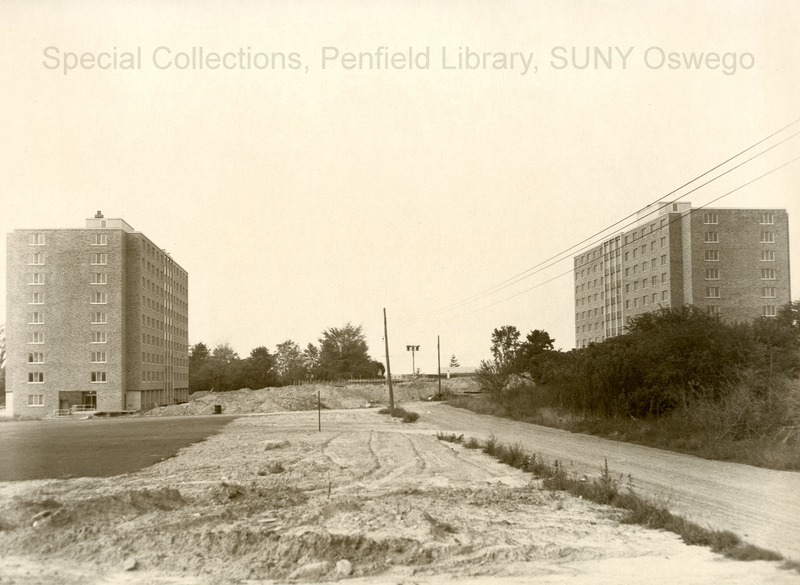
(27, 331, 108, 344)
(702, 212, 775, 225)
(706, 305, 778, 317)
(28, 371, 107, 384)
(625, 292, 670, 309)
(27, 233, 108, 246)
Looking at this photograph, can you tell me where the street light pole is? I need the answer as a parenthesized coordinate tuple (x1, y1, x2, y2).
(406, 345, 419, 378)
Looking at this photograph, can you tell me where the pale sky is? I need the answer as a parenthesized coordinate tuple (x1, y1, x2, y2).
(1, 1, 799, 375)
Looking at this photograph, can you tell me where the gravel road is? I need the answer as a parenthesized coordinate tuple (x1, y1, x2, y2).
(411, 402, 800, 561)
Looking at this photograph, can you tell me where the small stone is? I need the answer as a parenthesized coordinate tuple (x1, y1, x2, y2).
(335, 559, 353, 576)
(289, 561, 332, 580)
(122, 557, 138, 571)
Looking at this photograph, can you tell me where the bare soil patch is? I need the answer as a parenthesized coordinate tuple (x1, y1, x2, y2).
(0, 404, 796, 584)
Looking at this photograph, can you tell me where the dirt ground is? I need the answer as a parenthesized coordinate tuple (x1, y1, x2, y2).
(0, 384, 797, 584)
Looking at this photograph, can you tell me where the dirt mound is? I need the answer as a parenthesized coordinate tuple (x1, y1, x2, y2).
(145, 379, 479, 417)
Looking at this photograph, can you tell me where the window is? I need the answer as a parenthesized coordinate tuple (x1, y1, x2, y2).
(643, 296, 649, 306)
(633, 265, 638, 275)
(90, 253, 107, 265)
(28, 332, 43, 344)
(706, 287, 720, 298)
(762, 287, 776, 298)
(91, 312, 107, 324)
(661, 272, 667, 283)
(633, 248, 638, 259)
(661, 236, 667, 248)
(29, 292, 43, 304)
(624, 252, 629, 261)
(28, 394, 44, 406)
(661, 291, 668, 301)
(652, 293, 657, 303)
(762, 305, 777, 317)
(707, 305, 720, 316)
(28, 233, 45, 245)
(28, 312, 43, 324)
(90, 272, 107, 284)
(704, 232, 718, 243)
(761, 268, 776, 280)
(625, 284, 630, 293)
(91, 331, 107, 343)
(633, 281, 639, 291)
(90, 292, 107, 304)
(91, 233, 108, 245)
(761, 250, 775, 261)
(760, 232, 774, 243)
(28, 273, 44, 285)
(634, 298, 639, 308)
(651, 276, 657, 286)
(28, 372, 44, 383)
(91, 371, 107, 383)
(642, 278, 648, 289)
(28, 352, 44, 363)
(650, 241, 655, 252)
(650, 258, 656, 269)
(661, 254, 668, 265)
(625, 268, 630, 277)
(28, 253, 44, 265)
(703, 212, 718, 224)
(704, 250, 719, 261)
(760, 212, 774, 225)
(705, 268, 719, 280)
(90, 351, 107, 363)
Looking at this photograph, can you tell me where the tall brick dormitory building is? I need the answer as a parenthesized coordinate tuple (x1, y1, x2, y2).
(574, 202, 791, 348)
(4, 212, 189, 418)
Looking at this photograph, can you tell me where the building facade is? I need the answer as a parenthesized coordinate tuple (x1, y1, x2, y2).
(5, 212, 189, 418)
(574, 202, 791, 348)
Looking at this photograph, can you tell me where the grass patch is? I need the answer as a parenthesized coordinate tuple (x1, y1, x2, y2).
(378, 406, 420, 423)
(443, 431, 787, 565)
(446, 388, 800, 471)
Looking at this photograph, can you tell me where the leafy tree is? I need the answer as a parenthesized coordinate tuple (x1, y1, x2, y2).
(208, 343, 244, 392)
(189, 342, 213, 393)
(302, 343, 321, 379)
(515, 329, 556, 383)
(490, 325, 521, 366)
(242, 346, 277, 389)
(317, 323, 377, 380)
(449, 354, 460, 368)
(275, 340, 306, 385)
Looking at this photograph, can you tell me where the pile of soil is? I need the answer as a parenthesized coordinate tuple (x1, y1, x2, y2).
(146, 379, 479, 417)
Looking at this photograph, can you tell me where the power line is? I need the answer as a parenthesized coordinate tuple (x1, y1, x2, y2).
(436, 155, 800, 323)
(420, 117, 800, 318)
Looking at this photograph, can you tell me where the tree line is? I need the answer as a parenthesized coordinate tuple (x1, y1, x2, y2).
(477, 301, 800, 418)
(188, 322, 385, 392)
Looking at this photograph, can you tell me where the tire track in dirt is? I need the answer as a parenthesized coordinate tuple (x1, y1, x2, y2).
(414, 402, 800, 561)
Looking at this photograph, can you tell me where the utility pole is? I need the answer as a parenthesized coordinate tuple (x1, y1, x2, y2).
(406, 345, 420, 377)
(383, 308, 394, 410)
(437, 335, 442, 398)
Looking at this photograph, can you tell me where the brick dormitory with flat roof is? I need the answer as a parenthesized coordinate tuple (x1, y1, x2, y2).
(574, 202, 791, 348)
(4, 212, 189, 418)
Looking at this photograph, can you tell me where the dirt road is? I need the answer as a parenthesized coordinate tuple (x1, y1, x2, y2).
(0, 408, 797, 584)
(412, 402, 800, 561)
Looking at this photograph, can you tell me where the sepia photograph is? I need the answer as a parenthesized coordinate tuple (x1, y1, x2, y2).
(0, 1, 799, 583)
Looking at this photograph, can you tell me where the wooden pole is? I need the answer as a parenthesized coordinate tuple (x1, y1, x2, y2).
(317, 389, 321, 432)
(437, 335, 442, 398)
(384, 308, 394, 410)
